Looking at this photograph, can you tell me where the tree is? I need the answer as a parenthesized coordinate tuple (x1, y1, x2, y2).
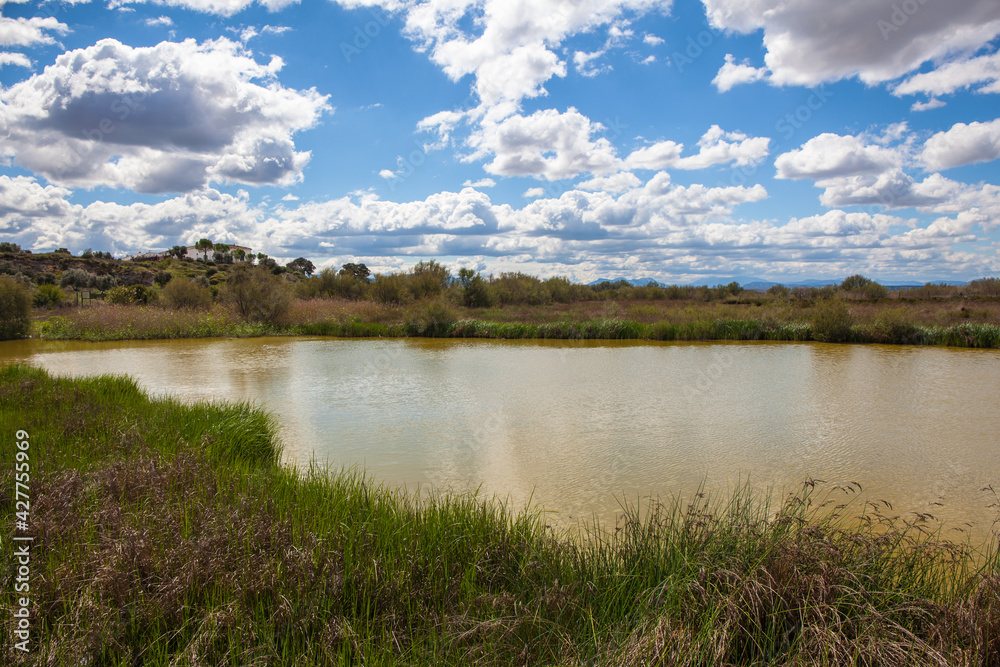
(409, 259, 451, 299)
(196, 238, 214, 261)
(0, 276, 31, 339)
(155, 270, 173, 288)
(161, 277, 213, 310)
(0, 242, 22, 253)
(340, 262, 371, 281)
(840, 275, 873, 292)
(60, 268, 96, 291)
(232, 248, 246, 262)
(81, 248, 94, 259)
(221, 265, 291, 323)
(169, 245, 187, 259)
(458, 269, 492, 308)
(287, 257, 316, 276)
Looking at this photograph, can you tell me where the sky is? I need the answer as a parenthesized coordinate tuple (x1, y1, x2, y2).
(0, 0, 999, 284)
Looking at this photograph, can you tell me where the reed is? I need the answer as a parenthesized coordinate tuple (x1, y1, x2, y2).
(1, 365, 998, 665)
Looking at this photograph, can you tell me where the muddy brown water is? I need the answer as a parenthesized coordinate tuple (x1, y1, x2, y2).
(3, 337, 998, 540)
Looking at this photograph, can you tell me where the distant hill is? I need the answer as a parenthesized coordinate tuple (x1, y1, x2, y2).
(589, 276, 972, 291)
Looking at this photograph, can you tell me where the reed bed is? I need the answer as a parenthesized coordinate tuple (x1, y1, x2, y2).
(1, 365, 999, 665)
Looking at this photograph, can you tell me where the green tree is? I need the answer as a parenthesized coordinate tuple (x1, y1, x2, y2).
(196, 239, 214, 261)
(340, 262, 371, 281)
(287, 257, 316, 276)
(60, 268, 96, 291)
(232, 248, 246, 262)
(0, 276, 31, 339)
(0, 242, 22, 253)
(409, 260, 451, 299)
(169, 245, 187, 259)
(840, 275, 873, 292)
(221, 265, 291, 323)
(33, 284, 64, 308)
(812, 300, 854, 343)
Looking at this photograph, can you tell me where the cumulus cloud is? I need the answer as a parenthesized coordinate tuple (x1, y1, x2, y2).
(642, 33, 663, 46)
(463, 177, 496, 188)
(474, 108, 621, 181)
(775, 133, 902, 180)
(920, 118, 1000, 170)
(701, 0, 1000, 87)
(0, 38, 330, 193)
(0, 51, 31, 67)
(145, 15, 174, 26)
(911, 98, 945, 112)
(626, 126, 770, 171)
(893, 50, 1000, 97)
(712, 53, 767, 92)
(576, 171, 641, 193)
(0, 15, 69, 47)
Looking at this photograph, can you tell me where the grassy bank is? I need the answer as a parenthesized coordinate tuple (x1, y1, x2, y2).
(1, 365, 999, 665)
(33, 298, 1000, 348)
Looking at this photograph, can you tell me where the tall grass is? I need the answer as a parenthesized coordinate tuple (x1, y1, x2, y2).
(1, 365, 999, 665)
(34, 300, 1000, 348)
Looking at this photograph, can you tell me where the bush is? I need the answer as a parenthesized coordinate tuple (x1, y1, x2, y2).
(811, 299, 854, 343)
(863, 307, 921, 344)
(409, 260, 451, 299)
(106, 285, 157, 305)
(0, 276, 31, 339)
(405, 299, 456, 336)
(968, 277, 1000, 297)
(0, 241, 22, 253)
(155, 270, 173, 288)
(221, 265, 291, 324)
(161, 278, 213, 310)
(767, 284, 791, 299)
(370, 273, 412, 304)
(463, 274, 493, 308)
(33, 284, 65, 308)
(60, 268, 97, 290)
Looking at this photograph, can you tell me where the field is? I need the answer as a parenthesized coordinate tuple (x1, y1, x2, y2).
(1, 364, 999, 665)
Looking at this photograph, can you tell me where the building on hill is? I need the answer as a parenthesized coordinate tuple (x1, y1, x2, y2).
(125, 244, 253, 262)
(182, 244, 253, 261)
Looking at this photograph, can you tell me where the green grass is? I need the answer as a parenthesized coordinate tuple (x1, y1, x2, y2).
(1, 365, 999, 665)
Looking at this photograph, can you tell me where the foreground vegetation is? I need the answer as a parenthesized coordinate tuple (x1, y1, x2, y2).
(1, 365, 999, 665)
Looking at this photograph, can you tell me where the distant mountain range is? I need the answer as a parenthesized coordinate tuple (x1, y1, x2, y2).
(588, 277, 971, 291)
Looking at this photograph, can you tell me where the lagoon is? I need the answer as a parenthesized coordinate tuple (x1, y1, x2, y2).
(2, 336, 998, 535)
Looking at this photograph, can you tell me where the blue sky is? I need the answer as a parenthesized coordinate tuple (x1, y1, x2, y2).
(1, 0, 999, 283)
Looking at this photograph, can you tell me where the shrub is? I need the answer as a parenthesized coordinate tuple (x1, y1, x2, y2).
(0, 276, 31, 339)
(767, 284, 791, 298)
(968, 277, 1000, 297)
(221, 264, 291, 324)
(863, 307, 922, 344)
(155, 270, 173, 288)
(106, 285, 157, 305)
(33, 284, 65, 308)
(0, 241, 22, 253)
(405, 299, 456, 336)
(60, 268, 97, 290)
(409, 260, 451, 299)
(161, 277, 213, 310)
(463, 274, 493, 308)
(811, 299, 854, 342)
(370, 273, 412, 304)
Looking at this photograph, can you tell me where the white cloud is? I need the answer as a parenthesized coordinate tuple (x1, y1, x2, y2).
(642, 33, 663, 46)
(626, 126, 770, 171)
(463, 177, 496, 188)
(920, 118, 1000, 170)
(775, 133, 902, 180)
(0, 51, 31, 68)
(145, 15, 174, 26)
(0, 15, 69, 47)
(702, 0, 1000, 87)
(378, 169, 398, 179)
(474, 107, 621, 181)
(712, 53, 767, 92)
(640, 54, 655, 65)
(573, 49, 610, 77)
(107, 0, 301, 16)
(576, 171, 641, 193)
(893, 50, 1000, 97)
(523, 187, 547, 198)
(0, 37, 330, 193)
(911, 98, 945, 112)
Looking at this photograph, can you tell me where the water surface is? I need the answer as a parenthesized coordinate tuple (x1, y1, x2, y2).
(2, 337, 998, 536)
